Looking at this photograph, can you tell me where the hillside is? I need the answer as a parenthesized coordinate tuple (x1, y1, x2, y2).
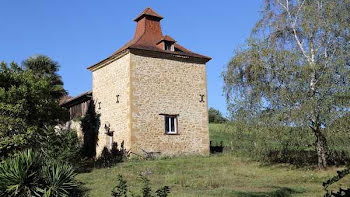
(77, 124, 350, 197)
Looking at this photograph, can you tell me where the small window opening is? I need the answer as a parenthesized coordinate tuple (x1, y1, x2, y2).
(164, 115, 177, 134)
(164, 41, 174, 51)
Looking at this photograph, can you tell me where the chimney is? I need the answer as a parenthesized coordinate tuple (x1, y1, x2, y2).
(133, 7, 164, 46)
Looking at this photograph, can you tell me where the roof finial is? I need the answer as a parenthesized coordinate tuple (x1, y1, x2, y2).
(134, 7, 163, 22)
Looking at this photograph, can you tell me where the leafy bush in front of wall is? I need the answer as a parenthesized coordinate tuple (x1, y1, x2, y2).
(111, 174, 171, 197)
(95, 142, 126, 168)
(0, 149, 83, 197)
(81, 102, 100, 159)
(39, 127, 84, 168)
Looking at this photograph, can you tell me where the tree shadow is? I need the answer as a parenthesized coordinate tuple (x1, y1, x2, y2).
(234, 187, 300, 197)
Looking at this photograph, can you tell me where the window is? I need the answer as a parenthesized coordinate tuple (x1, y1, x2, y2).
(164, 41, 174, 51)
(164, 115, 177, 134)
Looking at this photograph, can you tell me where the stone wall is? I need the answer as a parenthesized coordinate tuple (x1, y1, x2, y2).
(55, 120, 84, 146)
(129, 54, 210, 155)
(92, 54, 131, 156)
(91, 52, 210, 157)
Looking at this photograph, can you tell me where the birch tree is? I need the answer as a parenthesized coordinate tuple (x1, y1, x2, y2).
(223, 0, 350, 169)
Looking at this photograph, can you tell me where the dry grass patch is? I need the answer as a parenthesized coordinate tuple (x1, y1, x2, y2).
(77, 153, 350, 197)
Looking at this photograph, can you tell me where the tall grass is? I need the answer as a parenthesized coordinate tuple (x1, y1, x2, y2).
(209, 123, 350, 166)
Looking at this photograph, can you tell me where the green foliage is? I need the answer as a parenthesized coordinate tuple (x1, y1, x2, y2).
(140, 175, 152, 197)
(210, 123, 350, 166)
(112, 175, 128, 197)
(0, 56, 67, 159)
(155, 186, 170, 197)
(0, 149, 82, 197)
(208, 107, 227, 123)
(323, 168, 350, 196)
(40, 162, 79, 197)
(81, 102, 100, 159)
(39, 127, 83, 167)
(111, 174, 170, 197)
(95, 142, 126, 168)
(223, 0, 350, 168)
(0, 149, 42, 196)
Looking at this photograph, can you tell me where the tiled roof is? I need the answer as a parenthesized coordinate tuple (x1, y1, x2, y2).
(60, 91, 92, 107)
(88, 7, 211, 70)
(134, 7, 163, 21)
(159, 35, 176, 43)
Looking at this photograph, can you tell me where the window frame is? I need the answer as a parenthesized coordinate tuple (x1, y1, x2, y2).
(162, 114, 179, 135)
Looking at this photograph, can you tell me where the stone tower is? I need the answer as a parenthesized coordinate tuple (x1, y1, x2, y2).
(87, 7, 211, 156)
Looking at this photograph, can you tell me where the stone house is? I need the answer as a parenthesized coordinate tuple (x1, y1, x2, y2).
(61, 7, 211, 156)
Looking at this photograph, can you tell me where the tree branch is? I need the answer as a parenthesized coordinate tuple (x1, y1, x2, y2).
(277, 0, 312, 64)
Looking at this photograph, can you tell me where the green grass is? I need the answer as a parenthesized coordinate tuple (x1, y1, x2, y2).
(77, 124, 350, 196)
(77, 153, 350, 197)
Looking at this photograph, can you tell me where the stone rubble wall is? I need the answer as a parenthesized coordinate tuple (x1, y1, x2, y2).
(129, 54, 210, 155)
(92, 54, 131, 156)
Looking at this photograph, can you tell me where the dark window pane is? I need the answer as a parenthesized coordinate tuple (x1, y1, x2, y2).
(171, 117, 175, 132)
(165, 117, 169, 133)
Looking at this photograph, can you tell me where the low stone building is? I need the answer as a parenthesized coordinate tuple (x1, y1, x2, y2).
(61, 7, 211, 157)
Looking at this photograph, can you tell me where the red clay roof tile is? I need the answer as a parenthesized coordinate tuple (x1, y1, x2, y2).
(134, 7, 163, 21)
(88, 7, 210, 70)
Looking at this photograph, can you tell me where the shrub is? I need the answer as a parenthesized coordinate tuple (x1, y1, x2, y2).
(111, 175, 128, 197)
(323, 168, 350, 197)
(155, 186, 170, 197)
(0, 149, 82, 197)
(140, 175, 152, 197)
(0, 149, 42, 196)
(208, 108, 227, 123)
(111, 174, 170, 197)
(0, 56, 67, 160)
(81, 102, 100, 159)
(39, 127, 83, 168)
(40, 162, 79, 196)
(95, 142, 126, 168)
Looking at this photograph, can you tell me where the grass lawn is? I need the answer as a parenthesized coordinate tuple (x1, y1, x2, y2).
(77, 153, 350, 197)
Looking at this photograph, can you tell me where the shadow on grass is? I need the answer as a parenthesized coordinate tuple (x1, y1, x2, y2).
(235, 187, 300, 197)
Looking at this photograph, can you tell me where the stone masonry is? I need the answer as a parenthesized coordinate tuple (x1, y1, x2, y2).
(83, 7, 211, 157)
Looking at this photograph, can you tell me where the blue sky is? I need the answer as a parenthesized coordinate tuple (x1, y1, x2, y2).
(0, 1, 261, 116)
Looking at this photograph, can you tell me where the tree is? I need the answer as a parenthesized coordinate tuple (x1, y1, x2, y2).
(208, 107, 227, 123)
(0, 56, 67, 159)
(223, 0, 350, 169)
(81, 102, 100, 159)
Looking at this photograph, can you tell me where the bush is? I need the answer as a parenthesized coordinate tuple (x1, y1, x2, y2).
(39, 127, 83, 168)
(0, 56, 67, 160)
(111, 175, 170, 197)
(95, 142, 126, 168)
(0, 149, 42, 196)
(0, 149, 82, 197)
(323, 168, 350, 197)
(208, 108, 227, 123)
